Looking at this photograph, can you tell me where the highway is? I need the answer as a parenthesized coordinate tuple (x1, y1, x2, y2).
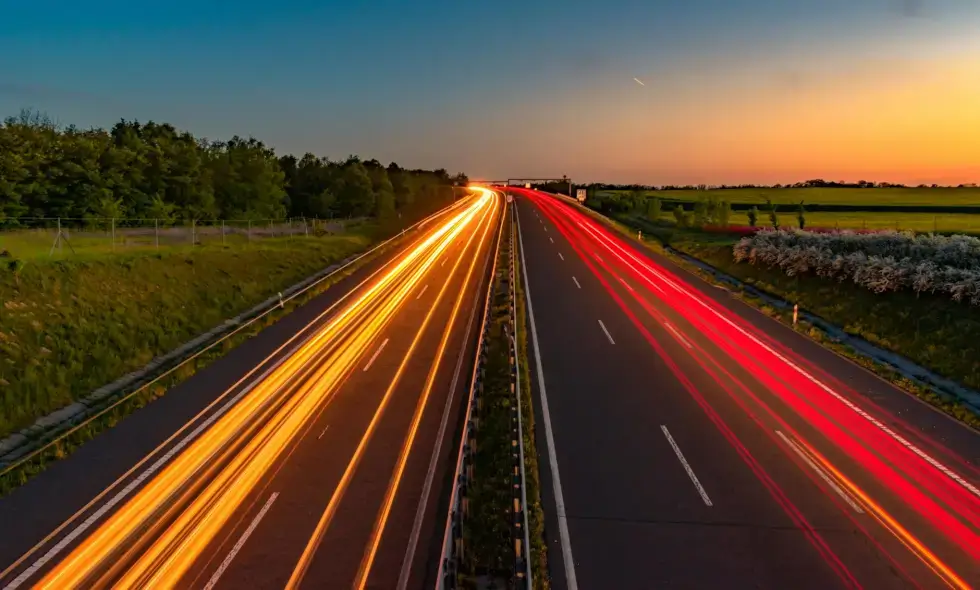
(511, 188, 980, 590)
(0, 188, 503, 589)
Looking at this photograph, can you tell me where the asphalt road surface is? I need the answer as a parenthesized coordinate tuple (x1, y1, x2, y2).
(511, 188, 979, 590)
(0, 189, 503, 589)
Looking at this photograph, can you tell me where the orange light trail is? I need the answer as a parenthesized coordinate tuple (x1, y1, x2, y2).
(36, 190, 496, 589)
(285, 187, 501, 589)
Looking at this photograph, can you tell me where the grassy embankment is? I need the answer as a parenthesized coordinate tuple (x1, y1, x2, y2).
(0, 231, 385, 494)
(463, 208, 548, 588)
(603, 210, 980, 429)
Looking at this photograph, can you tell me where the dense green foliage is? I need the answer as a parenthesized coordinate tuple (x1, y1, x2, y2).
(0, 109, 466, 224)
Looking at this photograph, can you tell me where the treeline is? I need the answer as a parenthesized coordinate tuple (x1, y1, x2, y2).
(587, 190, 815, 231)
(0, 109, 467, 223)
(585, 179, 979, 191)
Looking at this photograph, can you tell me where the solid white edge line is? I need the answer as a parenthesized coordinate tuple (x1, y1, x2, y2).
(415, 284, 429, 300)
(204, 492, 280, 590)
(362, 337, 390, 372)
(661, 425, 713, 507)
(558, 252, 564, 261)
(516, 201, 580, 590)
(776, 431, 864, 514)
(663, 322, 692, 349)
(598, 320, 616, 345)
(572, 276, 581, 289)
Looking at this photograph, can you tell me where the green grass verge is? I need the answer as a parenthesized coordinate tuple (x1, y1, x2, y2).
(600, 213, 980, 430)
(462, 213, 522, 587)
(513, 222, 549, 590)
(0, 229, 409, 496)
(0, 233, 377, 439)
(724, 211, 980, 234)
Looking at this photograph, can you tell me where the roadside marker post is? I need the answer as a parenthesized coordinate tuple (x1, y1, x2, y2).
(793, 304, 799, 326)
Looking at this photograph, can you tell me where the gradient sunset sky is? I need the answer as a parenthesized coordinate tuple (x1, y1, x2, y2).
(2, 0, 978, 185)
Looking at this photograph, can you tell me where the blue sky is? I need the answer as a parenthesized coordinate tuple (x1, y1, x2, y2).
(2, 0, 978, 184)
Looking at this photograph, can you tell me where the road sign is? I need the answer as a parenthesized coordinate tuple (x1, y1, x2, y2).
(506, 194, 513, 203)
(576, 189, 587, 202)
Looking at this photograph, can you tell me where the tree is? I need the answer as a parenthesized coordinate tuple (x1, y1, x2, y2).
(645, 197, 662, 222)
(717, 200, 732, 228)
(692, 199, 709, 228)
(336, 160, 375, 217)
(0, 112, 468, 230)
(747, 206, 758, 228)
(797, 200, 806, 230)
(765, 198, 780, 229)
(673, 205, 689, 228)
(146, 195, 177, 225)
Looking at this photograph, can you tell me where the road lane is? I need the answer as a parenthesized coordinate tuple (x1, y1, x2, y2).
(513, 188, 980, 590)
(0, 189, 503, 589)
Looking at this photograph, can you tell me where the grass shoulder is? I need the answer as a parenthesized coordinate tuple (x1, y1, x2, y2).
(0, 234, 373, 439)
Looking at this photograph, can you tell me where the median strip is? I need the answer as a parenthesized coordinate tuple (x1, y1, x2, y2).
(437, 198, 548, 589)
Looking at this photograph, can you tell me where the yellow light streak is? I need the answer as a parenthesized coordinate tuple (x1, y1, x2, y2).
(37, 191, 494, 589)
(285, 191, 500, 589)
(352, 188, 503, 589)
(792, 436, 970, 590)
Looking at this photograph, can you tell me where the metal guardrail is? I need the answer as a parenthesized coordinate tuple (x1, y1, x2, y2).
(0, 200, 468, 477)
(436, 195, 532, 589)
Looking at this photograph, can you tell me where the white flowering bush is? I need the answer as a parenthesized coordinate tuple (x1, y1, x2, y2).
(732, 229, 980, 306)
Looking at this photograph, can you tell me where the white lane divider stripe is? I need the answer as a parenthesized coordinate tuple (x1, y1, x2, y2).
(598, 320, 616, 345)
(664, 322, 692, 349)
(415, 284, 428, 300)
(776, 431, 864, 513)
(577, 218, 980, 500)
(558, 252, 564, 261)
(515, 205, 579, 589)
(572, 276, 581, 289)
(204, 492, 280, 590)
(362, 338, 390, 372)
(661, 425, 713, 506)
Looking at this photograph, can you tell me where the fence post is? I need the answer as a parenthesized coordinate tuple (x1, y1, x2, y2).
(192, 219, 196, 245)
(793, 304, 799, 326)
(111, 217, 115, 251)
(221, 220, 226, 245)
(303, 216, 308, 237)
(247, 220, 251, 243)
(269, 219, 274, 238)
(155, 219, 159, 249)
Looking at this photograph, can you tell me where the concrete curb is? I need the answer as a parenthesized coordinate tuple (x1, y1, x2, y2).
(0, 251, 361, 466)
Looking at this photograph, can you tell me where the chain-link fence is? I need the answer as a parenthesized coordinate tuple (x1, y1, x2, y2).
(0, 217, 358, 259)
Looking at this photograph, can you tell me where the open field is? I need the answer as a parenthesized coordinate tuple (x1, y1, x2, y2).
(723, 211, 980, 233)
(601, 187, 980, 207)
(0, 233, 371, 439)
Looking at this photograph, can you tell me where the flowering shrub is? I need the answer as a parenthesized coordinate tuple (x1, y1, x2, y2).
(732, 229, 980, 306)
